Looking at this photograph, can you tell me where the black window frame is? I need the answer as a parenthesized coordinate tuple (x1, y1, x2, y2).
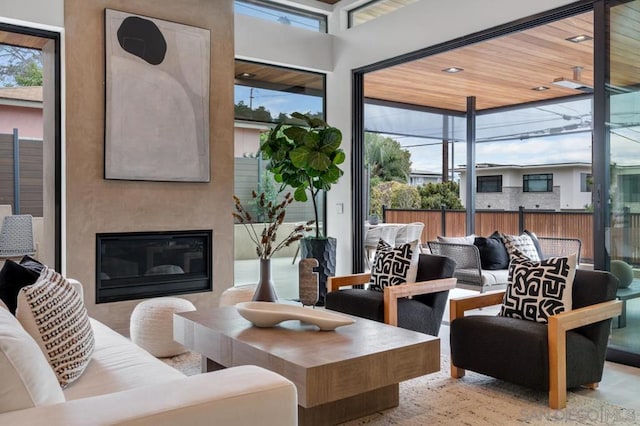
(235, 0, 327, 33)
(477, 175, 503, 193)
(523, 173, 553, 192)
(581, 173, 593, 192)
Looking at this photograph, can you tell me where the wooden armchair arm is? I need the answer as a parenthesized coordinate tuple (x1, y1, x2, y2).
(547, 299, 622, 409)
(384, 278, 456, 326)
(327, 273, 371, 292)
(449, 291, 506, 323)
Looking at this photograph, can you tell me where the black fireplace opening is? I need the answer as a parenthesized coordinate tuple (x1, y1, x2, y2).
(96, 230, 212, 303)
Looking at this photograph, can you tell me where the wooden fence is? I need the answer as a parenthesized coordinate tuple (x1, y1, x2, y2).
(384, 208, 595, 263)
(0, 132, 43, 217)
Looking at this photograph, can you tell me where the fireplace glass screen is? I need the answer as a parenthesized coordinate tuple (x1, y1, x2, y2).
(96, 230, 211, 303)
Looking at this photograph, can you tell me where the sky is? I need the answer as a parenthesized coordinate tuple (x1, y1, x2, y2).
(235, 85, 323, 119)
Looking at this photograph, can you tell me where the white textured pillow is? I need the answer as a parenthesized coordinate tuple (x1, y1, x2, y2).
(437, 235, 475, 245)
(0, 307, 65, 413)
(501, 233, 541, 261)
(16, 267, 95, 388)
(0, 299, 8, 311)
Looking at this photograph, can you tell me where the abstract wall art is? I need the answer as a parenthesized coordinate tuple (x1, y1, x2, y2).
(105, 9, 210, 182)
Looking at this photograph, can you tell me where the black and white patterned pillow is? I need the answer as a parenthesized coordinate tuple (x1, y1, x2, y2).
(499, 254, 577, 323)
(369, 239, 415, 291)
(500, 233, 541, 261)
(16, 267, 95, 388)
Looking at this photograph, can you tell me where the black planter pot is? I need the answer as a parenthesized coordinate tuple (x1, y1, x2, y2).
(300, 237, 336, 306)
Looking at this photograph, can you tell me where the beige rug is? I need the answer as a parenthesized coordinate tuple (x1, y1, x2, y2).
(161, 352, 636, 425)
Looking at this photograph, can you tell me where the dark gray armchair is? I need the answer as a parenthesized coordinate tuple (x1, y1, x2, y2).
(325, 253, 456, 336)
(449, 269, 622, 409)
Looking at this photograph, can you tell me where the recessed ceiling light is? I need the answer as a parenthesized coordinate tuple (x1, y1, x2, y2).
(442, 67, 464, 73)
(566, 34, 593, 43)
(532, 86, 549, 91)
(236, 72, 256, 79)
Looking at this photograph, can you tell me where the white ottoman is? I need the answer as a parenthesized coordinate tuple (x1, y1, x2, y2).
(219, 284, 257, 307)
(130, 297, 196, 357)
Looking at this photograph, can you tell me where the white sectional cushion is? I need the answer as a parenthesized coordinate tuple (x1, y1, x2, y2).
(63, 318, 185, 401)
(16, 267, 95, 388)
(0, 307, 65, 413)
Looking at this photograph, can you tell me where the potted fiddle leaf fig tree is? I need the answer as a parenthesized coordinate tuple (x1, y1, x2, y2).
(260, 112, 345, 305)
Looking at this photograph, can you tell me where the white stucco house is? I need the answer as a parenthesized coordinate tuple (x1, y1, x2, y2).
(457, 162, 592, 211)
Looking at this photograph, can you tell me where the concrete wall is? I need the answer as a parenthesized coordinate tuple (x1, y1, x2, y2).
(64, 0, 234, 334)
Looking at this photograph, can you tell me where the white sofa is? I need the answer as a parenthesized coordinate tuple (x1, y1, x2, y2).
(0, 306, 298, 425)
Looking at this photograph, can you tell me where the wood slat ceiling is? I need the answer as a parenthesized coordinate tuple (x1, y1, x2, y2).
(365, 6, 640, 112)
(235, 60, 324, 92)
(365, 11, 596, 112)
(0, 31, 49, 49)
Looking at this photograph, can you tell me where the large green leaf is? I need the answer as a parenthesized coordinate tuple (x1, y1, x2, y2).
(290, 146, 311, 168)
(319, 128, 342, 153)
(333, 150, 346, 165)
(294, 186, 308, 202)
(303, 131, 320, 148)
(283, 126, 307, 144)
(307, 151, 331, 171)
(323, 164, 342, 183)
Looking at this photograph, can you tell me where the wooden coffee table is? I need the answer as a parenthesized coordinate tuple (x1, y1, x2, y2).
(174, 306, 440, 425)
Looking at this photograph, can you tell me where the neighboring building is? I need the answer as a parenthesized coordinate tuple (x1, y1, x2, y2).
(611, 163, 640, 213)
(0, 86, 43, 139)
(457, 162, 592, 211)
(0, 86, 44, 216)
(409, 169, 441, 187)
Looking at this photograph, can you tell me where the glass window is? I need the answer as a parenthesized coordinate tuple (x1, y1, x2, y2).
(477, 175, 502, 193)
(233, 60, 325, 297)
(349, 0, 419, 28)
(235, 0, 327, 33)
(581, 173, 592, 192)
(235, 60, 324, 124)
(523, 174, 553, 192)
(619, 175, 640, 203)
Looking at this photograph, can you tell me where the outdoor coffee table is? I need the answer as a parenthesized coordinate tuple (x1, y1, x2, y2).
(174, 306, 440, 425)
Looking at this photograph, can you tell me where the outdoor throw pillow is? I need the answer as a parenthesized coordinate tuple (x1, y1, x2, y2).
(16, 267, 95, 388)
(474, 231, 509, 270)
(499, 253, 577, 323)
(369, 239, 418, 291)
(524, 229, 544, 259)
(500, 233, 541, 261)
(0, 258, 42, 314)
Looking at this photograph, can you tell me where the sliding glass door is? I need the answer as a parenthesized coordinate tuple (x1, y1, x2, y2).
(605, 0, 640, 360)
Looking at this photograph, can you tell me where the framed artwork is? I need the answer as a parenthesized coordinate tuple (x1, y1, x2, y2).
(104, 9, 210, 182)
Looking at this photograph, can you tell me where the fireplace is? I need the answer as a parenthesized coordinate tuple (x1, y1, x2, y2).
(96, 230, 212, 303)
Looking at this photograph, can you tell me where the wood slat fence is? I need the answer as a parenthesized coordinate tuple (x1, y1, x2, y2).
(384, 208, 596, 263)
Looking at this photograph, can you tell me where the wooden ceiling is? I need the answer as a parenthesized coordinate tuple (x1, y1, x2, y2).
(365, 11, 595, 112)
(365, 6, 640, 112)
(235, 60, 324, 93)
(0, 31, 49, 49)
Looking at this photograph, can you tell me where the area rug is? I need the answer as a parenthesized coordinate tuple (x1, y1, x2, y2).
(161, 352, 636, 425)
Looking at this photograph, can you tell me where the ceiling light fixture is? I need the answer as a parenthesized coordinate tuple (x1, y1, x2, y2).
(236, 72, 256, 79)
(552, 66, 593, 92)
(442, 67, 464, 73)
(531, 86, 549, 91)
(566, 34, 593, 43)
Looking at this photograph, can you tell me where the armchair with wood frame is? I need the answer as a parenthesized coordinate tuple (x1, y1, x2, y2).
(449, 269, 622, 409)
(325, 253, 456, 336)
